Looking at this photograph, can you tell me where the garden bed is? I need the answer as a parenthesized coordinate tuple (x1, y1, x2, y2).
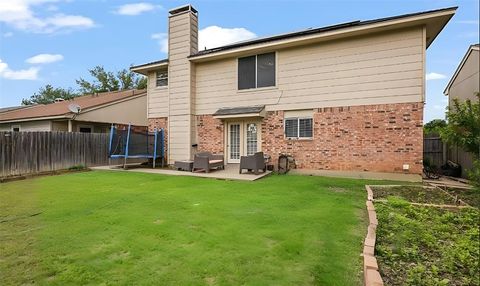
(372, 185, 479, 285)
(444, 188, 480, 208)
(371, 185, 465, 206)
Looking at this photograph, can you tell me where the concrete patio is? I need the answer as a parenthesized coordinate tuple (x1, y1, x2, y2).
(92, 164, 271, 181)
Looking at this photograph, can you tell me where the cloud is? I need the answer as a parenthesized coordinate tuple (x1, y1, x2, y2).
(457, 20, 480, 25)
(198, 26, 256, 50)
(151, 33, 168, 53)
(114, 3, 160, 16)
(0, 59, 39, 80)
(152, 25, 256, 54)
(26, 53, 63, 64)
(0, 0, 95, 33)
(426, 72, 447, 81)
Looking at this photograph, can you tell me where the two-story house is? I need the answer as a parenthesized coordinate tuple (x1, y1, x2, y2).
(131, 4, 456, 177)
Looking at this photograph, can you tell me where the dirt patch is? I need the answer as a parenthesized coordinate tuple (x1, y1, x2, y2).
(444, 188, 480, 208)
(371, 186, 464, 205)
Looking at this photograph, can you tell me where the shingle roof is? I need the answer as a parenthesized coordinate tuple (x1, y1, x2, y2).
(0, 105, 33, 113)
(0, 89, 146, 122)
(190, 6, 457, 58)
(214, 105, 265, 116)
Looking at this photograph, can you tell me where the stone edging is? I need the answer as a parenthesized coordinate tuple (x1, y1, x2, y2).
(363, 185, 384, 286)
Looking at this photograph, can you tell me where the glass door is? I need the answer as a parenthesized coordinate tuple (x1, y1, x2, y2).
(245, 123, 258, 156)
(228, 123, 241, 163)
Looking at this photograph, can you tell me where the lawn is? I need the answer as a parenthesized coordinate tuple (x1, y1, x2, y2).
(1, 171, 388, 285)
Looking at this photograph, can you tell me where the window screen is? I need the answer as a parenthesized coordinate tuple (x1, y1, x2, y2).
(257, 52, 275, 88)
(238, 56, 256, 89)
(285, 118, 313, 138)
(284, 118, 298, 138)
(299, 118, 313, 138)
(156, 69, 168, 87)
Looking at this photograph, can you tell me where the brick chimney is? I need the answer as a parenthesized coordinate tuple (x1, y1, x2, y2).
(167, 4, 198, 163)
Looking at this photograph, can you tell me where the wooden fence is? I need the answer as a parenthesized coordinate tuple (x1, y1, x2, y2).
(0, 131, 110, 178)
(423, 136, 445, 168)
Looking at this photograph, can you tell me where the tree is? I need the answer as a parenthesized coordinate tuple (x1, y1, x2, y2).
(76, 66, 146, 94)
(22, 85, 78, 105)
(424, 119, 446, 136)
(441, 92, 480, 187)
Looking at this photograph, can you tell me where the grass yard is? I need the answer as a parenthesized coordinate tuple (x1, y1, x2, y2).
(0, 171, 390, 285)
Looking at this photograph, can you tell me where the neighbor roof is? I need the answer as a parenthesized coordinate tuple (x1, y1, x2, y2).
(0, 89, 146, 123)
(444, 43, 480, 95)
(0, 105, 33, 114)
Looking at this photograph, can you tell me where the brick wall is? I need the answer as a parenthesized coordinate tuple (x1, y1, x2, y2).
(196, 115, 224, 154)
(262, 103, 423, 174)
(148, 117, 168, 161)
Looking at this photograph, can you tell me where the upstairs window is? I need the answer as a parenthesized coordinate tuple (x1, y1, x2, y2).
(285, 118, 313, 139)
(156, 69, 168, 87)
(238, 52, 275, 90)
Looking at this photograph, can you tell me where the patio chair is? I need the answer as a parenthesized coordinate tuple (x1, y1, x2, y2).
(239, 152, 266, 175)
(192, 152, 225, 173)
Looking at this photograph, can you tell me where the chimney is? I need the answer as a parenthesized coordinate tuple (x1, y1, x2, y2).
(167, 4, 198, 163)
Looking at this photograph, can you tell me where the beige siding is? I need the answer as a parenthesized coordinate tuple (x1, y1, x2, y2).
(0, 120, 52, 131)
(194, 27, 424, 114)
(448, 49, 479, 105)
(147, 71, 169, 118)
(167, 10, 198, 163)
(75, 95, 148, 126)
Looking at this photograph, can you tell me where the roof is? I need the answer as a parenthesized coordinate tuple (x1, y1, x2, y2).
(0, 89, 146, 123)
(132, 6, 456, 68)
(213, 105, 265, 118)
(444, 43, 480, 95)
(190, 6, 456, 60)
(0, 105, 33, 113)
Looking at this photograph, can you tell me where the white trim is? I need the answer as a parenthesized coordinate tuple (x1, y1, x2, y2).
(131, 62, 169, 75)
(444, 44, 480, 95)
(0, 115, 70, 124)
(284, 116, 314, 140)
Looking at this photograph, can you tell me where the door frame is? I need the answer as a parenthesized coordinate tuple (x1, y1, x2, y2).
(225, 119, 262, 164)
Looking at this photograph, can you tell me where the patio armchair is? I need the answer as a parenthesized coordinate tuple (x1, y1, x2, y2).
(239, 152, 266, 175)
(192, 152, 225, 173)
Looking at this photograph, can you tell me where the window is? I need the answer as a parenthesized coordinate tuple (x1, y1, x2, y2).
(156, 69, 168, 87)
(238, 52, 275, 90)
(79, 127, 92, 133)
(11, 125, 20, 132)
(284, 118, 313, 139)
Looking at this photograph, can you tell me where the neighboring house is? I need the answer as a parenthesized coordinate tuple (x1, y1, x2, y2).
(443, 44, 479, 177)
(131, 4, 456, 176)
(0, 90, 147, 133)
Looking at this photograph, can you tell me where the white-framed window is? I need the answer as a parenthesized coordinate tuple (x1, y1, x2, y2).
(11, 125, 20, 132)
(238, 52, 275, 90)
(284, 117, 313, 139)
(156, 69, 168, 87)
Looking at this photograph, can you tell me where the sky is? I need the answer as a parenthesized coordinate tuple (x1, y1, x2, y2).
(0, 0, 478, 123)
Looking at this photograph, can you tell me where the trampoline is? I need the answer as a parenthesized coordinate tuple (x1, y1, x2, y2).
(108, 124, 164, 168)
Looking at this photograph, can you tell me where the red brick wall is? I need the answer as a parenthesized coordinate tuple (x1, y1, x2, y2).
(148, 117, 168, 161)
(196, 115, 224, 154)
(262, 103, 423, 174)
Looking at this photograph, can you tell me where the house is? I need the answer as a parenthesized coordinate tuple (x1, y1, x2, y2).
(131, 4, 456, 177)
(0, 89, 147, 133)
(443, 44, 479, 177)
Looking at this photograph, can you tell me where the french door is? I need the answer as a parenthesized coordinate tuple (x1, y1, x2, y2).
(227, 121, 260, 163)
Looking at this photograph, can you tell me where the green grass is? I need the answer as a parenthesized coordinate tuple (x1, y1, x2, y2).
(1, 171, 394, 285)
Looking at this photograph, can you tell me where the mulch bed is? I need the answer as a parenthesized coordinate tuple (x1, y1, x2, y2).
(371, 185, 465, 206)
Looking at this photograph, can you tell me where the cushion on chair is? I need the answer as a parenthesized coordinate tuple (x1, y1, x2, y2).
(209, 159, 223, 164)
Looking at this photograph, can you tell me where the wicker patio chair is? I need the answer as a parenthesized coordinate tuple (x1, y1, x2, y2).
(239, 152, 266, 175)
(192, 152, 224, 173)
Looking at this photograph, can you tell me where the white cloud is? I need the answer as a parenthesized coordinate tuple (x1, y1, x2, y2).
(26, 53, 63, 64)
(114, 3, 160, 16)
(0, 0, 95, 33)
(151, 33, 168, 53)
(426, 72, 447, 81)
(0, 59, 39, 80)
(198, 26, 256, 50)
(152, 25, 256, 54)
